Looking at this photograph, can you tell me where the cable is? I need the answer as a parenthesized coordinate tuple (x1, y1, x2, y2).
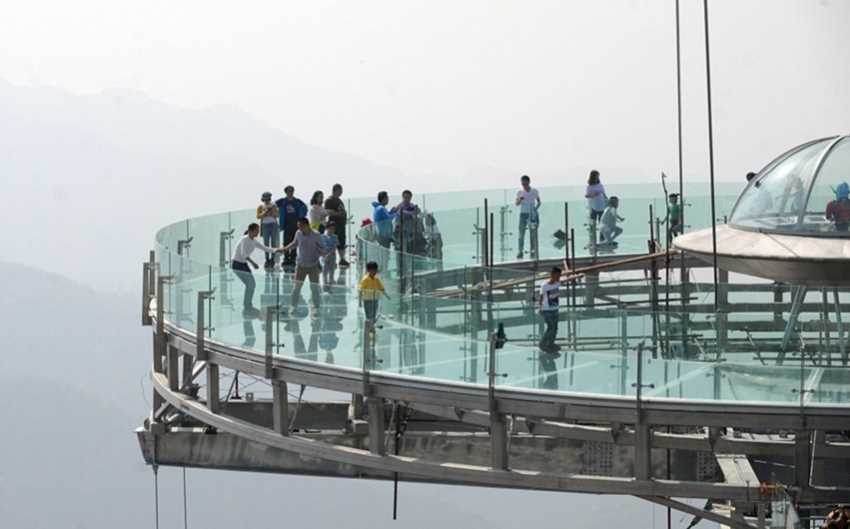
(152, 435, 160, 529)
(702, 0, 720, 311)
(182, 467, 189, 529)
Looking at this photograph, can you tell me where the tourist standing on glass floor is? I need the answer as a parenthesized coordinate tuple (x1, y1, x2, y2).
(538, 266, 562, 356)
(515, 174, 541, 259)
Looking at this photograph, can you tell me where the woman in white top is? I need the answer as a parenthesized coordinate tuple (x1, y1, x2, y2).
(308, 190, 328, 231)
(232, 223, 280, 315)
(585, 170, 607, 221)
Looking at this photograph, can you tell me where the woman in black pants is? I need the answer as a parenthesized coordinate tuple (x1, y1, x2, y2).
(231, 223, 281, 315)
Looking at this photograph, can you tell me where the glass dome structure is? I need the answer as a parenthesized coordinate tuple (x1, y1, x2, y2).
(730, 135, 850, 236)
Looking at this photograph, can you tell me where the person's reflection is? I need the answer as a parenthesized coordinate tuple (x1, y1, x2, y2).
(538, 351, 559, 390)
(286, 316, 318, 361)
(241, 314, 256, 348)
(319, 284, 346, 364)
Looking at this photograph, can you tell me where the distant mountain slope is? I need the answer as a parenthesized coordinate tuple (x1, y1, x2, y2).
(0, 79, 400, 291)
(0, 261, 148, 415)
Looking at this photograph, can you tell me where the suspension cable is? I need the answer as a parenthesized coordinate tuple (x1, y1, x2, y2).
(152, 434, 160, 529)
(702, 0, 720, 310)
(182, 467, 189, 529)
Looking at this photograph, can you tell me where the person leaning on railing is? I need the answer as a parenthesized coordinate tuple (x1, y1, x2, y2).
(372, 191, 398, 248)
(231, 223, 284, 316)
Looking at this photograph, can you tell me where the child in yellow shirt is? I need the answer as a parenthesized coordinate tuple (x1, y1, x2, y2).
(358, 261, 389, 321)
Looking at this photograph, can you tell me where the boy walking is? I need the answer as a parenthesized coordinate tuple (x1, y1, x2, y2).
(322, 222, 339, 287)
(358, 261, 389, 321)
(538, 266, 562, 355)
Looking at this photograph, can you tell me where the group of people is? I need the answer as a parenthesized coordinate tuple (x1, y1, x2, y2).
(370, 189, 443, 260)
(256, 183, 350, 269)
(233, 183, 391, 324)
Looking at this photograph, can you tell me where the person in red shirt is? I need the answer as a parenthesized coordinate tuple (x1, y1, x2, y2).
(825, 182, 850, 232)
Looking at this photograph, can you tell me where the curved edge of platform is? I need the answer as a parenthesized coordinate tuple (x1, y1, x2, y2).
(160, 317, 850, 431)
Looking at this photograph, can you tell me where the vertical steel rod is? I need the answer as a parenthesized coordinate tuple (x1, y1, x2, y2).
(702, 0, 720, 310)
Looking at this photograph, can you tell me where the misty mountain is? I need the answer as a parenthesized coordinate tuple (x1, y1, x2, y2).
(0, 79, 399, 291)
(0, 262, 706, 528)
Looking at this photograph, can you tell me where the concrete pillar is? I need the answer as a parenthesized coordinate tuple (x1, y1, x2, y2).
(490, 413, 509, 470)
(272, 380, 289, 436)
(634, 419, 652, 480)
(207, 363, 220, 414)
(794, 430, 812, 488)
(181, 354, 193, 390)
(366, 397, 386, 455)
(167, 345, 180, 391)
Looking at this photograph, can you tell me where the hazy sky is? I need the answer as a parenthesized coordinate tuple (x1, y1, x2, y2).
(2, 0, 849, 184)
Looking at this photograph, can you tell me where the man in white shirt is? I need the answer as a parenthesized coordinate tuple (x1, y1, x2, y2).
(231, 223, 282, 315)
(515, 174, 541, 259)
(538, 266, 562, 356)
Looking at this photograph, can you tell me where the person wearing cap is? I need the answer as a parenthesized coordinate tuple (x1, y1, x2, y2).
(275, 186, 307, 267)
(232, 223, 283, 315)
(826, 182, 850, 232)
(256, 192, 280, 268)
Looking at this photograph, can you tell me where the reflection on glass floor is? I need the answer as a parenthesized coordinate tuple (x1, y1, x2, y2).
(164, 262, 850, 407)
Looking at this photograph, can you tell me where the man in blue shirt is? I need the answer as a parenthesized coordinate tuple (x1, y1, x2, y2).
(276, 185, 307, 267)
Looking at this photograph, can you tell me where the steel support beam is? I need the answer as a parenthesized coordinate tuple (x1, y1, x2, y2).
(779, 286, 807, 362)
(638, 496, 755, 529)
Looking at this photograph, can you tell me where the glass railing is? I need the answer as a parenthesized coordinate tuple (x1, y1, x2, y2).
(150, 190, 850, 408)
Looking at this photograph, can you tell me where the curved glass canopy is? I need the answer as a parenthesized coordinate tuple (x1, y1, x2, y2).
(730, 135, 850, 236)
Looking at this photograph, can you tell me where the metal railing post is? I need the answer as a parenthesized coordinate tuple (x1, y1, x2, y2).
(264, 305, 276, 379)
(142, 261, 152, 326)
(632, 341, 654, 480)
(152, 273, 172, 412)
(488, 333, 509, 470)
(196, 290, 214, 361)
